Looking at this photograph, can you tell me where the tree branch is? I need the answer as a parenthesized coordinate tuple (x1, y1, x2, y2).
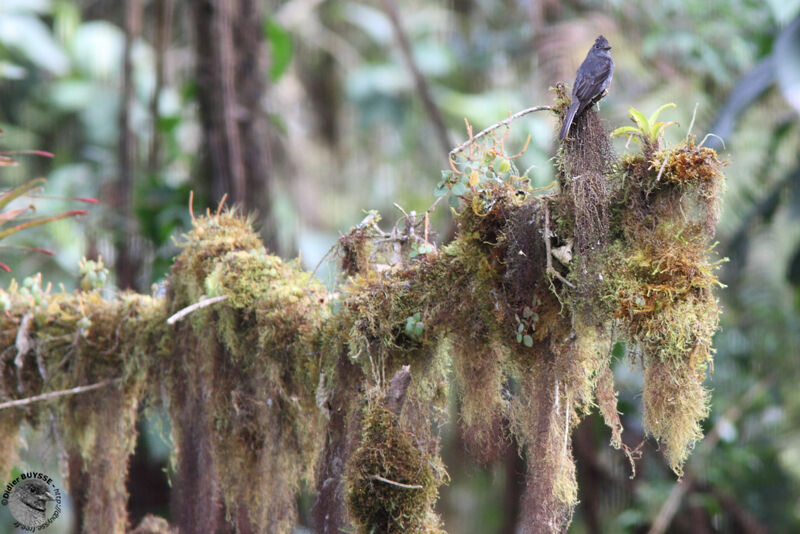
(381, 0, 452, 156)
(449, 106, 553, 158)
(368, 474, 423, 490)
(0, 379, 118, 410)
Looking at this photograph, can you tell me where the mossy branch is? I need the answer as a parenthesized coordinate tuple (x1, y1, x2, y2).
(0, 100, 725, 534)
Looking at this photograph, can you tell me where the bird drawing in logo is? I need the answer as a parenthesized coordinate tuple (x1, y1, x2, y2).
(7, 478, 55, 527)
(558, 35, 615, 141)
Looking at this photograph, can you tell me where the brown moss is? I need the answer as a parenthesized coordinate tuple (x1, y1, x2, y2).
(0, 411, 23, 484)
(556, 98, 617, 317)
(511, 345, 578, 533)
(78, 385, 142, 534)
(598, 136, 725, 475)
(452, 337, 509, 464)
(339, 226, 372, 277)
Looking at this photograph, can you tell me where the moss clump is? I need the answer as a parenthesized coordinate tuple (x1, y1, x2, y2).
(346, 402, 442, 533)
(170, 211, 264, 307)
(165, 210, 330, 533)
(643, 357, 710, 474)
(338, 215, 376, 277)
(599, 137, 724, 474)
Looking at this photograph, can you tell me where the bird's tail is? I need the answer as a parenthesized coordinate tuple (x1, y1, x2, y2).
(558, 100, 580, 141)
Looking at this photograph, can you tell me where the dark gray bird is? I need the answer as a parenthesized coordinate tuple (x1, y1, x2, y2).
(558, 35, 615, 141)
(7, 478, 54, 527)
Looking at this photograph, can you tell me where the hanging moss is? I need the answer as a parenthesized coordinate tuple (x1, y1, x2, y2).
(642, 357, 710, 474)
(596, 137, 724, 473)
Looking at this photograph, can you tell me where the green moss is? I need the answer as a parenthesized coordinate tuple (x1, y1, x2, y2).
(346, 402, 443, 533)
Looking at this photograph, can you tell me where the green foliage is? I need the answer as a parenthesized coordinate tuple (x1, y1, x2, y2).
(78, 256, 108, 291)
(611, 103, 678, 149)
(404, 312, 425, 340)
(514, 305, 538, 347)
(265, 18, 293, 82)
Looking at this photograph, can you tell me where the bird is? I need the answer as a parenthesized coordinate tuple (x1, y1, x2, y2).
(558, 35, 615, 141)
(7, 478, 55, 528)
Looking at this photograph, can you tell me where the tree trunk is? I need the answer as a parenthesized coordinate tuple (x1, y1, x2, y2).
(115, 0, 143, 289)
(191, 0, 277, 251)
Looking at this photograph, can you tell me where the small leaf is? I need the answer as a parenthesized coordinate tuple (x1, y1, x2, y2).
(405, 318, 415, 335)
(415, 243, 434, 255)
(0, 178, 46, 211)
(434, 182, 449, 197)
(610, 126, 641, 138)
(628, 107, 650, 133)
(468, 170, 480, 187)
(494, 157, 511, 173)
(647, 103, 676, 126)
(654, 121, 679, 140)
(265, 18, 293, 82)
(0, 205, 34, 222)
(516, 333, 523, 343)
(523, 335, 533, 348)
(450, 181, 467, 196)
(0, 209, 88, 241)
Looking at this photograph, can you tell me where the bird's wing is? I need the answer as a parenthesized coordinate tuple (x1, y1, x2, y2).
(573, 57, 613, 104)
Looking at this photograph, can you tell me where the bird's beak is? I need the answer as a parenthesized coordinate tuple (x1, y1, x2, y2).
(45, 491, 55, 502)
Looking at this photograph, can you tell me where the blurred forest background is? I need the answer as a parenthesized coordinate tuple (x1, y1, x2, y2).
(1, 0, 799, 532)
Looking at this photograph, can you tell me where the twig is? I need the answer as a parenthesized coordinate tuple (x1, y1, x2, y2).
(369, 474, 423, 490)
(563, 390, 570, 459)
(449, 106, 553, 158)
(167, 295, 229, 325)
(685, 102, 699, 141)
(148, 0, 175, 174)
(543, 202, 575, 288)
(381, 0, 451, 156)
(699, 132, 726, 149)
(655, 153, 669, 182)
(0, 379, 119, 410)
